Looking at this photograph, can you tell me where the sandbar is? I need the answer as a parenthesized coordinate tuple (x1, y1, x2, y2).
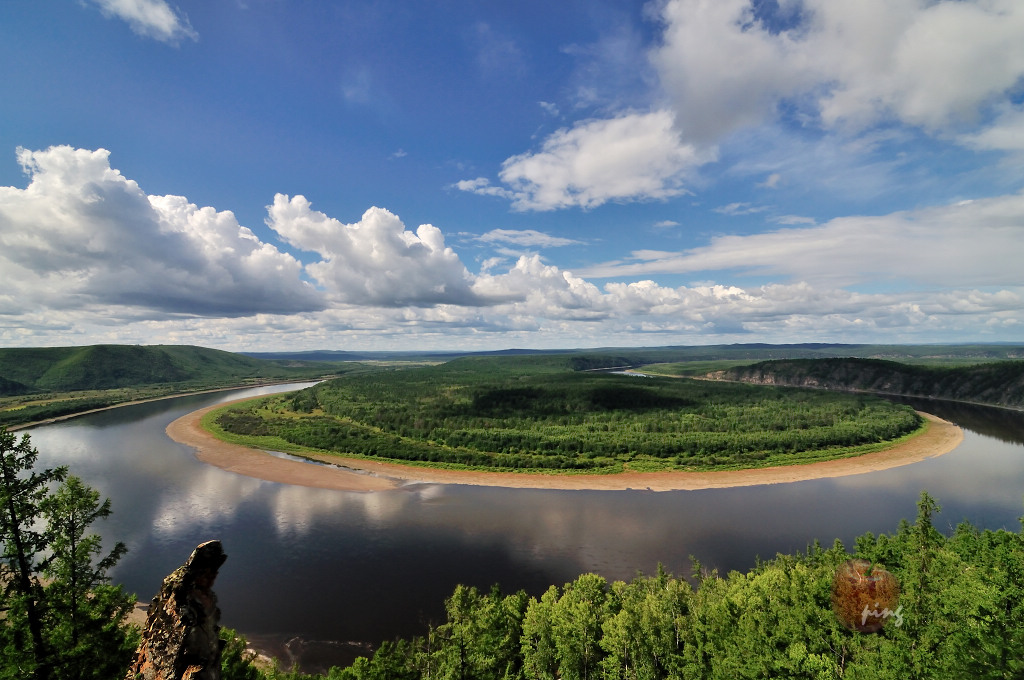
(166, 399, 963, 492)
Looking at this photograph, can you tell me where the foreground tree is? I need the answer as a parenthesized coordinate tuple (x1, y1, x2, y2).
(42, 475, 137, 680)
(0, 427, 67, 680)
(0, 427, 135, 680)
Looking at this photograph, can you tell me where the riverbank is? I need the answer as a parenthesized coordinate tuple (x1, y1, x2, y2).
(166, 400, 963, 491)
(7, 380, 321, 431)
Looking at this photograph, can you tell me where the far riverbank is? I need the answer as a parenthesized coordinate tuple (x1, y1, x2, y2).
(167, 400, 963, 492)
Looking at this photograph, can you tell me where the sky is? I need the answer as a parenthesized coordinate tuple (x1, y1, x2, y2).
(1, 0, 1023, 352)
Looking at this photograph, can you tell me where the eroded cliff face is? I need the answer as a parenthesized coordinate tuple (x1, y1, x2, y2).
(720, 358, 1024, 409)
(126, 540, 227, 680)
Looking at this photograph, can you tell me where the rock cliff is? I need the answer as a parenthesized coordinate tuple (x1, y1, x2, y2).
(126, 540, 227, 680)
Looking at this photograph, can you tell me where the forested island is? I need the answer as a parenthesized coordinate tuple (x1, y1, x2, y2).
(208, 355, 925, 474)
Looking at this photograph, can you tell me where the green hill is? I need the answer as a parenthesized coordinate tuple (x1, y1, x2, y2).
(721, 358, 1024, 409)
(0, 344, 333, 395)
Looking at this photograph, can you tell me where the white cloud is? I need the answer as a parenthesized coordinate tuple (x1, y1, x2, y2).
(652, 0, 1024, 141)
(459, 2, 1024, 216)
(463, 111, 701, 211)
(3, 146, 1022, 350)
(89, 0, 197, 43)
(267, 195, 507, 307)
(476, 229, 583, 248)
(772, 215, 817, 226)
(0, 146, 321, 318)
(960, 106, 1024, 153)
(539, 101, 560, 117)
(579, 192, 1024, 289)
(473, 255, 608, 321)
(714, 202, 769, 216)
(651, 0, 814, 145)
(452, 178, 514, 200)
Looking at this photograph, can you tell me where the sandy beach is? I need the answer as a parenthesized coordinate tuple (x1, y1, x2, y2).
(166, 399, 963, 492)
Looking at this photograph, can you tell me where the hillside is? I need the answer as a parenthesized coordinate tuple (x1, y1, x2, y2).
(0, 344, 334, 396)
(721, 358, 1024, 409)
(245, 343, 1024, 367)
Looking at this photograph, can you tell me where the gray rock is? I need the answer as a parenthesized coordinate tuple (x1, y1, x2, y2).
(126, 541, 227, 680)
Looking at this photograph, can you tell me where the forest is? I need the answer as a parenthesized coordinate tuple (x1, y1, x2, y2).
(211, 356, 923, 473)
(0, 344, 347, 428)
(719, 358, 1024, 410)
(221, 491, 1024, 680)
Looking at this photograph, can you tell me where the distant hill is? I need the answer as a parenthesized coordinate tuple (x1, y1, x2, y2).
(240, 348, 577, 362)
(244, 343, 1024, 366)
(720, 358, 1024, 409)
(0, 345, 334, 395)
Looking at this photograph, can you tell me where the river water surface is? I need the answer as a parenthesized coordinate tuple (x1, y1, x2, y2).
(23, 385, 1024, 671)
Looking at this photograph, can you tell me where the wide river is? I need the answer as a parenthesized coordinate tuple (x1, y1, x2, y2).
(24, 384, 1024, 671)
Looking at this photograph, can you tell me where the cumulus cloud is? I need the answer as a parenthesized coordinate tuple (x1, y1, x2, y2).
(578, 192, 1024, 289)
(653, 0, 1024, 142)
(88, 0, 197, 43)
(457, 2, 1024, 216)
(267, 195, 510, 307)
(0, 146, 322, 317)
(3, 147, 1022, 349)
(459, 111, 701, 211)
(651, 0, 813, 145)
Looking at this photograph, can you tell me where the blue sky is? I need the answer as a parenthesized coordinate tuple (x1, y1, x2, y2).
(2, 0, 1023, 351)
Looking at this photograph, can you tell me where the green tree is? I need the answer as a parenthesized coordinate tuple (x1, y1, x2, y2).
(0, 427, 67, 680)
(550, 574, 612, 680)
(41, 475, 137, 680)
(521, 587, 559, 680)
(220, 628, 266, 680)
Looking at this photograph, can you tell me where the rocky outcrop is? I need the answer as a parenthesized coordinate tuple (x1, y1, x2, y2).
(721, 358, 1024, 409)
(126, 540, 227, 680)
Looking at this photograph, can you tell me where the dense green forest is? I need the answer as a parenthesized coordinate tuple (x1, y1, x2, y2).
(212, 356, 923, 472)
(221, 492, 1024, 680)
(0, 345, 336, 394)
(720, 358, 1024, 410)
(0, 345, 344, 427)
(3, 343, 1022, 429)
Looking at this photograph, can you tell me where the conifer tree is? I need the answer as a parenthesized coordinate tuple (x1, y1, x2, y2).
(0, 427, 67, 680)
(42, 475, 137, 680)
(0, 428, 135, 680)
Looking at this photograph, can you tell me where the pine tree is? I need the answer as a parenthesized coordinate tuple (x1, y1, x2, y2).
(41, 475, 137, 680)
(0, 428, 136, 680)
(0, 427, 67, 680)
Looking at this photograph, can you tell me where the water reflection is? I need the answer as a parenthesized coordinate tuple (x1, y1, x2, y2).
(22, 386, 1024, 672)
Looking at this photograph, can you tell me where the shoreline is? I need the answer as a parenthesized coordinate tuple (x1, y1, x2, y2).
(8, 380, 321, 432)
(166, 400, 964, 492)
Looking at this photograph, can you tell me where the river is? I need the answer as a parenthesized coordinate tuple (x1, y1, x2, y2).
(23, 385, 1024, 672)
